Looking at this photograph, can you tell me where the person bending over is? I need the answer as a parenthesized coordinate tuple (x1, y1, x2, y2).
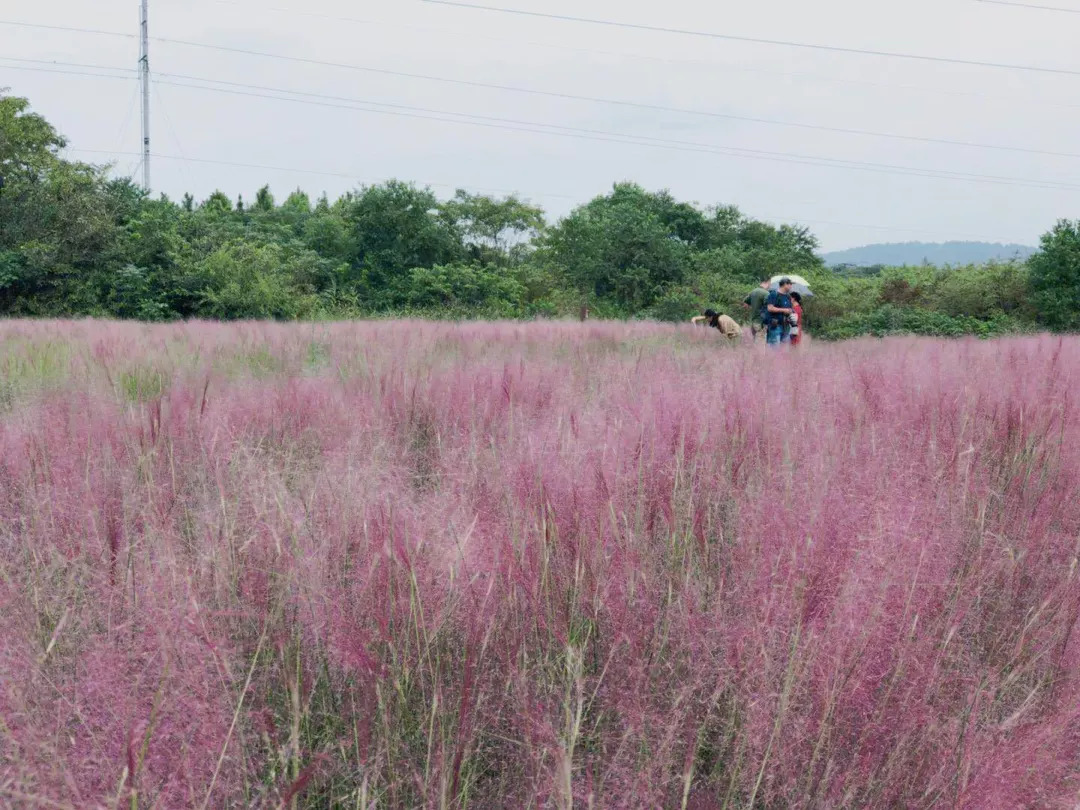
(692, 309, 741, 340)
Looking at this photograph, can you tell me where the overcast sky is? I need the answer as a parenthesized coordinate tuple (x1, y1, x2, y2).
(3, 0, 1079, 251)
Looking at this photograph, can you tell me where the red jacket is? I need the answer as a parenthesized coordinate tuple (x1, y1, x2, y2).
(791, 302, 804, 346)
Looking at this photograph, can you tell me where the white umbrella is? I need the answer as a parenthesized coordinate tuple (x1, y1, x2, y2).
(768, 274, 813, 297)
(769, 274, 811, 287)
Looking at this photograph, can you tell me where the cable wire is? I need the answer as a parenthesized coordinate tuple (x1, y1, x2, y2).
(152, 75, 1080, 192)
(142, 42, 1080, 162)
(420, 1, 1080, 77)
(152, 0, 1080, 113)
(0, 19, 134, 38)
(112, 81, 143, 177)
(153, 63, 1080, 162)
(0, 56, 136, 74)
(152, 79, 195, 188)
(5, 55, 1078, 192)
(4, 12, 1080, 78)
(143, 43, 1080, 163)
(6, 29, 1080, 161)
(0, 64, 136, 82)
(975, 0, 1080, 11)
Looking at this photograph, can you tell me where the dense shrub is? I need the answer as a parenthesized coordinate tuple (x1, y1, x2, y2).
(647, 286, 705, 322)
(816, 304, 1027, 340)
(402, 262, 525, 316)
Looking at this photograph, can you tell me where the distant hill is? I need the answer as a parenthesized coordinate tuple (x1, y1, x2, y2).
(821, 241, 1036, 268)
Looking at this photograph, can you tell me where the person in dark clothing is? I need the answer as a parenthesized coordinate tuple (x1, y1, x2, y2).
(743, 281, 771, 340)
(765, 279, 795, 346)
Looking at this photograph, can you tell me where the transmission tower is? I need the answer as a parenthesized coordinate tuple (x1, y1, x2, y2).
(139, 0, 151, 191)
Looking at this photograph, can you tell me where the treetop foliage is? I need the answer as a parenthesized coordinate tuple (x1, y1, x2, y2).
(0, 92, 1074, 336)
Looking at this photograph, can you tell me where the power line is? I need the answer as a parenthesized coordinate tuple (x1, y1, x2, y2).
(139, 38, 1080, 162)
(5, 12, 1080, 85)
(7, 54, 1080, 192)
(135, 39, 1080, 163)
(150, 66, 1080, 163)
(152, 79, 192, 188)
(6, 27, 1080, 161)
(0, 63, 135, 82)
(112, 81, 143, 170)
(420, 0, 1080, 77)
(158, 0, 411, 27)
(975, 0, 1080, 11)
(155, 0, 1080, 113)
(0, 19, 134, 39)
(3, 8, 1072, 107)
(151, 62, 1080, 163)
(0, 56, 135, 74)
(152, 75, 1080, 192)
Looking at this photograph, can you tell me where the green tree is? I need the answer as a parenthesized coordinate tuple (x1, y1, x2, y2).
(302, 206, 350, 265)
(544, 184, 702, 311)
(201, 191, 233, 217)
(108, 192, 189, 318)
(1029, 220, 1080, 330)
(196, 241, 323, 320)
(253, 185, 275, 213)
(404, 262, 524, 316)
(935, 261, 1029, 320)
(344, 181, 464, 304)
(0, 92, 64, 180)
(0, 94, 125, 314)
(441, 190, 544, 266)
(279, 189, 312, 227)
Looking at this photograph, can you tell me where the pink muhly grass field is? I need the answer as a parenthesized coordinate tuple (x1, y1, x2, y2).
(1, 319, 1079, 809)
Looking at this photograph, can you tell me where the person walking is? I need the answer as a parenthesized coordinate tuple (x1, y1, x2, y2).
(765, 279, 795, 346)
(692, 309, 741, 341)
(743, 281, 771, 341)
(789, 292, 805, 347)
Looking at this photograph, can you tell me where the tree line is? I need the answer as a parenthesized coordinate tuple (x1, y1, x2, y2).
(2, 92, 1078, 336)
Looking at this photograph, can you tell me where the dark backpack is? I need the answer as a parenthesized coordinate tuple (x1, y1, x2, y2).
(765, 292, 790, 327)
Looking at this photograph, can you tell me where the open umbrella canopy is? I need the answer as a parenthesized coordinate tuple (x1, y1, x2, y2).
(768, 274, 814, 298)
(769, 274, 812, 288)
